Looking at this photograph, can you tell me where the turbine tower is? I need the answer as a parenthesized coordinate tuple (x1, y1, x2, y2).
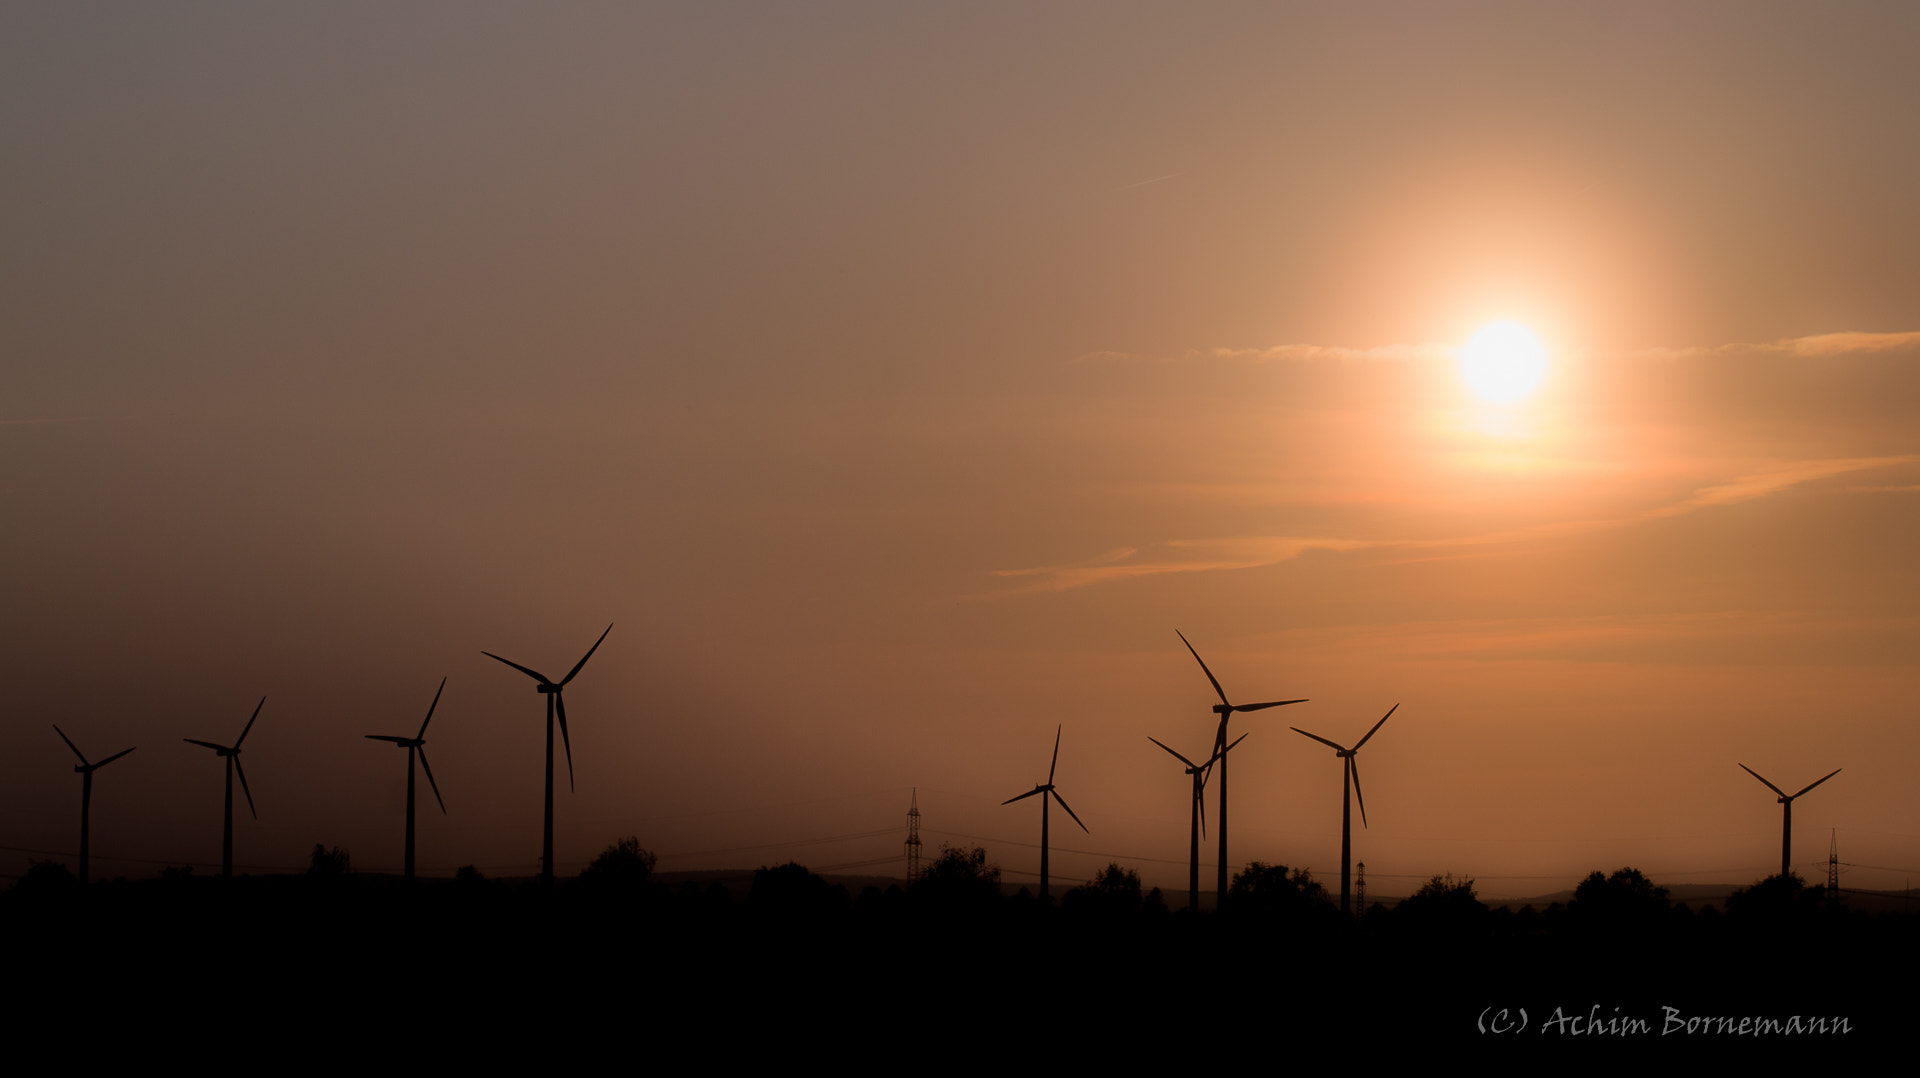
(183, 697, 266, 879)
(484, 623, 612, 884)
(365, 677, 449, 880)
(1291, 703, 1398, 916)
(52, 726, 135, 886)
(1002, 725, 1087, 900)
(1148, 732, 1243, 911)
(1739, 763, 1840, 878)
(1176, 630, 1307, 897)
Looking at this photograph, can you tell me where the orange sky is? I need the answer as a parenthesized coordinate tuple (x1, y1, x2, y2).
(5, 4, 1918, 898)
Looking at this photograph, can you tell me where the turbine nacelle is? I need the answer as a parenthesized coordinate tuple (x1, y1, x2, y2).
(536, 683, 559, 694)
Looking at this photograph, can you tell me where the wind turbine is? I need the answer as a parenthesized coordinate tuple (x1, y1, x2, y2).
(365, 677, 449, 880)
(1149, 732, 1244, 911)
(483, 623, 612, 885)
(183, 697, 265, 879)
(1176, 630, 1307, 897)
(1739, 764, 1841, 878)
(1002, 725, 1087, 900)
(1292, 703, 1398, 916)
(52, 726, 135, 886)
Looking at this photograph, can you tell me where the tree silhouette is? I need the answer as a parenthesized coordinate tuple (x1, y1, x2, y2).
(747, 862, 847, 918)
(1394, 873, 1486, 933)
(1569, 867, 1670, 932)
(1064, 862, 1143, 917)
(580, 836, 656, 892)
(913, 844, 1001, 906)
(307, 844, 352, 878)
(1225, 861, 1332, 920)
(12, 860, 78, 897)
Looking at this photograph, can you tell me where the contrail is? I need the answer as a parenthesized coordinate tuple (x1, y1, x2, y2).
(1116, 171, 1183, 192)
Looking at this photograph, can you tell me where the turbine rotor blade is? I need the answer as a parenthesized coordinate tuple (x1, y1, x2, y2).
(419, 749, 447, 814)
(1353, 703, 1399, 751)
(1176, 630, 1232, 708)
(1051, 789, 1089, 833)
(1234, 699, 1309, 712)
(235, 697, 265, 748)
(417, 677, 447, 739)
(52, 725, 89, 765)
(558, 623, 613, 687)
(1049, 725, 1061, 785)
(481, 651, 552, 685)
(366, 735, 409, 744)
(234, 758, 258, 820)
(1002, 786, 1045, 805)
(184, 739, 228, 752)
(1292, 727, 1347, 753)
(1208, 732, 1248, 768)
(95, 746, 136, 769)
(555, 691, 576, 792)
(1350, 756, 1369, 829)
(1148, 736, 1198, 770)
(1792, 768, 1842, 799)
(1197, 779, 1208, 838)
(1739, 763, 1788, 799)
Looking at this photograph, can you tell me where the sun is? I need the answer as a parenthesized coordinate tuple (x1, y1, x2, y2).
(1459, 322, 1548, 403)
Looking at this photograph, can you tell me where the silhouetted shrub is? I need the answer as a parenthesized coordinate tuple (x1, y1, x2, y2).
(1225, 862, 1331, 920)
(1725, 872, 1828, 926)
(13, 860, 78, 896)
(748, 862, 847, 918)
(1064, 863, 1143, 917)
(454, 864, 487, 886)
(913, 845, 1001, 906)
(1395, 873, 1486, 933)
(579, 836, 656, 891)
(307, 844, 351, 877)
(1569, 867, 1670, 932)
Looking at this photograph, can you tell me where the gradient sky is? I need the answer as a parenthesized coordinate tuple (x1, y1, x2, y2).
(6, 3, 1919, 899)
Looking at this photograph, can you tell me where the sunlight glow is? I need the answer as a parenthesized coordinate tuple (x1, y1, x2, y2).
(1460, 322, 1549, 403)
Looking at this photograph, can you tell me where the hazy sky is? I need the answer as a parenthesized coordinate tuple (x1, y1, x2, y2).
(6, 3, 1918, 898)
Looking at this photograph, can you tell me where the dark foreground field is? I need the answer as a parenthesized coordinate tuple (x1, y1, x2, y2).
(5, 853, 1907, 1063)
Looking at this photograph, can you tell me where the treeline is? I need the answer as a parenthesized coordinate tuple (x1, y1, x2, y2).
(7, 844, 1912, 1051)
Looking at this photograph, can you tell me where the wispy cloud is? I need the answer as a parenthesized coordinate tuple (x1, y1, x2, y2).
(1076, 342, 1455, 365)
(1637, 330, 1920, 360)
(989, 456, 1920, 595)
(1077, 328, 1920, 367)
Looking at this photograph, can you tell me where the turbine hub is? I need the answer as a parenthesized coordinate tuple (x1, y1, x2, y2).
(537, 684, 558, 694)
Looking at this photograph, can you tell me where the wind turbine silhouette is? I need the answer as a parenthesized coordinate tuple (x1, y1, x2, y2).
(483, 623, 611, 885)
(1002, 725, 1087, 900)
(365, 677, 448, 880)
(1292, 703, 1398, 916)
(1739, 763, 1841, 878)
(1176, 630, 1307, 897)
(52, 726, 135, 886)
(1149, 732, 1244, 911)
(183, 698, 265, 879)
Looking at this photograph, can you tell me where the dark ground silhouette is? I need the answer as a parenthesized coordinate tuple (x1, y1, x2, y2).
(6, 845, 1907, 1060)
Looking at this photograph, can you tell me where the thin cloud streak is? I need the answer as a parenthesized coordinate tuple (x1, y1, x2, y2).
(1636, 330, 1920, 360)
(1074, 329, 1920, 367)
(989, 456, 1920, 595)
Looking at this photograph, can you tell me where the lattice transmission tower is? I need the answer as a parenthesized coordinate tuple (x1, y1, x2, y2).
(1827, 829, 1840, 900)
(905, 788, 923, 882)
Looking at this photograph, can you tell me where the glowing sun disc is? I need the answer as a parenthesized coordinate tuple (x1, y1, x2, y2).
(1460, 322, 1548, 403)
